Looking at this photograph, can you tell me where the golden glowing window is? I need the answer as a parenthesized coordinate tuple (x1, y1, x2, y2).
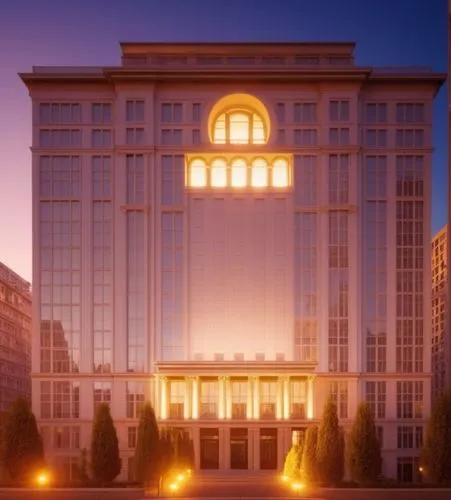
(213, 110, 266, 145)
(189, 158, 207, 187)
(231, 158, 247, 187)
(272, 158, 289, 187)
(251, 158, 268, 187)
(211, 158, 227, 187)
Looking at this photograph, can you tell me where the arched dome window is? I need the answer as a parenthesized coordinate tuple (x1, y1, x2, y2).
(251, 158, 268, 187)
(272, 158, 289, 187)
(208, 93, 271, 145)
(231, 158, 247, 187)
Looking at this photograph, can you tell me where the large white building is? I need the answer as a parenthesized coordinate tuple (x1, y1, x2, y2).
(20, 42, 445, 482)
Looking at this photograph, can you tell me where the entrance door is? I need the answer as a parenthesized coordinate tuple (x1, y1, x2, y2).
(260, 428, 277, 470)
(200, 428, 219, 469)
(230, 428, 248, 470)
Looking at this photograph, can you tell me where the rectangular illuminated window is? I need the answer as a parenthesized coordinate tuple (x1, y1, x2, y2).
(231, 163, 247, 187)
(190, 165, 207, 187)
(211, 165, 227, 187)
(252, 165, 268, 187)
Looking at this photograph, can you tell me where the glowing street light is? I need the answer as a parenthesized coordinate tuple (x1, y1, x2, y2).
(168, 482, 179, 492)
(291, 481, 304, 496)
(35, 471, 50, 487)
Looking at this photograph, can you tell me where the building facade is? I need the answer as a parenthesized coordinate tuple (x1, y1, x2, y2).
(431, 225, 449, 400)
(0, 262, 31, 412)
(21, 42, 445, 482)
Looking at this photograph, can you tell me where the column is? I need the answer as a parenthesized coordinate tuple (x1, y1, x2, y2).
(277, 428, 285, 470)
(246, 377, 253, 419)
(160, 376, 168, 420)
(283, 377, 290, 419)
(218, 376, 226, 419)
(276, 377, 284, 419)
(307, 376, 314, 419)
(153, 375, 160, 418)
(252, 428, 260, 470)
(191, 376, 199, 419)
(225, 377, 232, 419)
(184, 377, 191, 420)
(253, 377, 260, 419)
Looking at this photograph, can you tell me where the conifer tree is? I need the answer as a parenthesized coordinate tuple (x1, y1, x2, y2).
(134, 403, 160, 484)
(347, 402, 381, 485)
(301, 425, 318, 483)
(90, 403, 121, 483)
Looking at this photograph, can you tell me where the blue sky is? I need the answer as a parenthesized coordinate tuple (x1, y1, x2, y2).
(0, 0, 447, 280)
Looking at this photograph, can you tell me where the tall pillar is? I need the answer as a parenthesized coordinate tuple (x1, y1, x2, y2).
(307, 376, 314, 419)
(276, 377, 284, 419)
(192, 376, 199, 419)
(160, 376, 168, 420)
(283, 377, 290, 419)
(253, 377, 260, 419)
(192, 427, 200, 470)
(225, 377, 232, 419)
(247, 377, 253, 419)
(153, 375, 160, 418)
(218, 376, 226, 419)
(184, 377, 191, 420)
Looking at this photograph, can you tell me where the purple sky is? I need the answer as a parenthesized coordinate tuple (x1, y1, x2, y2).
(0, 0, 447, 282)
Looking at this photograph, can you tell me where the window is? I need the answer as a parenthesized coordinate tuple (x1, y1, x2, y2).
(92, 156, 111, 198)
(39, 156, 81, 198)
(126, 128, 145, 145)
(211, 158, 227, 187)
(192, 103, 201, 122)
(290, 380, 306, 418)
(251, 158, 268, 188)
(231, 158, 247, 187)
(92, 129, 112, 148)
(126, 100, 144, 122)
(272, 158, 289, 187)
(294, 103, 317, 122)
(161, 103, 183, 123)
(365, 381, 386, 418)
(231, 381, 247, 419)
(161, 155, 184, 205)
(397, 426, 423, 449)
(294, 156, 316, 205)
(92, 103, 112, 123)
(329, 381, 348, 418)
(128, 426, 137, 448)
(329, 100, 350, 122)
(40, 381, 80, 419)
(396, 381, 423, 419)
(189, 158, 207, 187)
(365, 129, 387, 148)
(126, 155, 144, 204)
(53, 426, 79, 450)
(40, 129, 81, 147)
(396, 129, 424, 148)
(200, 381, 218, 418)
(328, 154, 349, 204)
(169, 381, 185, 418)
(126, 382, 145, 418)
(40, 103, 81, 123)
(294, 129, 317, 146)
(260, 380, 277, 419)
(329, 128, 350, 146)
(397, 457, 420, 483)
(213, 110, 265, 145)
(396, 103, 424, 123)
(365, 103, 387, 123)
(275, 103, 285, 123)
(93, 381, 111, 412)
(161, 129, 182, 145)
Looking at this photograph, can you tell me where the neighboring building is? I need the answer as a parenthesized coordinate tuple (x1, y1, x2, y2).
(0, 262, 31, 412)
(20, 42, 445, 482)
(431, 225, 449, 400)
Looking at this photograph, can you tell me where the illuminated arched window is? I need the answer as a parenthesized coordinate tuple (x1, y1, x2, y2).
(213, 110, 266, 145)
(231, 158, 247, 187)
(272, 158, 289, 187)
(189, 158, 207, 187)
(211, 158, 227, 187)
(251, 158, 268, 187)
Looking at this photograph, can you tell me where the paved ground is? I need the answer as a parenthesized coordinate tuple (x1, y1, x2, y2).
(0, 488, 144, 499)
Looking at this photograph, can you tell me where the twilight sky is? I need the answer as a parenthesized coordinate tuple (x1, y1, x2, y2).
(0, 0, 447, 282)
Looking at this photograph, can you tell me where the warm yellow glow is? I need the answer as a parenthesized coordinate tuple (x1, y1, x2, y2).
(291, 482, 304, 491)
(169, 482, 178, 491)
(208, 93, 271, 144)
(186, 468, 192, 475)
(283, 378, 290, 419)
(281, 475, 289, 482)
(231, 159, 247, 187)
(189, 159, 207, 187)
(177, 473, 185, 481)
(218, 377, 225, 419)
(307, 377, 314, 419)
(272, 158, 289, 187)
(251, 158, 268, 187)
(253, 377, 260, 419)
(192, 377, 199, 419)
(211, 158, 227, 187)
(35, 472, 50, 487)
(160, 377, 168, 420)
(229, 112, 250, 144)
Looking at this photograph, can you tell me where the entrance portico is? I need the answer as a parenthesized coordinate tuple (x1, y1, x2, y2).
(153, 361, 316, 471)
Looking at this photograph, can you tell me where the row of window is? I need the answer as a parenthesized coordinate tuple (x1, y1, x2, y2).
(37, 127, 429, 148)
(38, 101, 426, 125)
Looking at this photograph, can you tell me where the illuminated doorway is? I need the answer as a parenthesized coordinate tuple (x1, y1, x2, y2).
(200, 428, 219, 469)
(230, 428, 248, 469)
(260, 428, 277, 470)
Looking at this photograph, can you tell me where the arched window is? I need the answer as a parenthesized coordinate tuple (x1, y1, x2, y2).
(211, 158, 227, 187)
(213, 110, 266, 145)
(251, 158, 268, 187)
(231, 158, 247, 187)
(189, 158, 207, 187)
(272, 158, 289, 187)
